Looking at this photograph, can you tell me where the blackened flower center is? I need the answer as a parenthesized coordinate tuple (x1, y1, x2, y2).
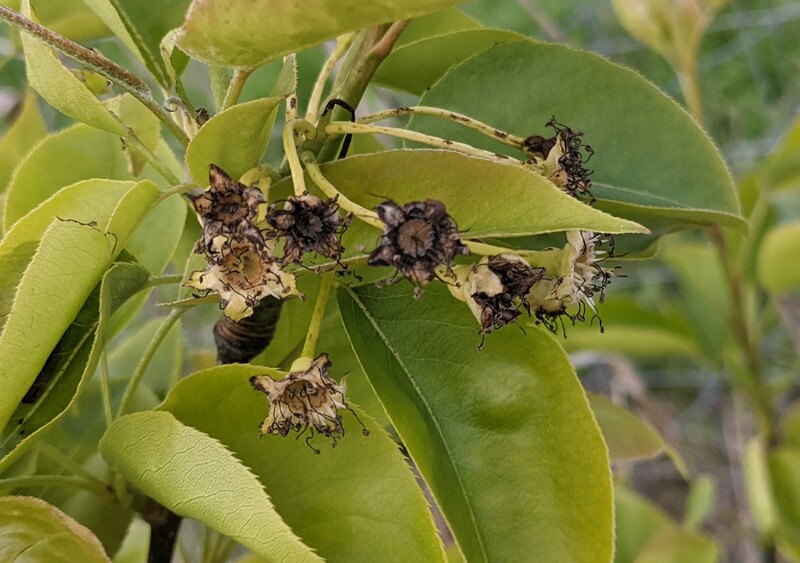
(398, 218, 435, 257)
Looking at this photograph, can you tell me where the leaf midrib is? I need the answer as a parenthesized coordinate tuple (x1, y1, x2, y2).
(343, 288, 490, 563)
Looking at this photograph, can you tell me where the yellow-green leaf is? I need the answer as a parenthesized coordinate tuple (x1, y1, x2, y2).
(0, 496, 110, 562)
(185, 96, 284, 185)
(20, 0, 125, 135)
(757, 221, 800, 293)
(177, 0, 465, 67)
(0, 90, 46, 196)
(100, 410, 322, 562)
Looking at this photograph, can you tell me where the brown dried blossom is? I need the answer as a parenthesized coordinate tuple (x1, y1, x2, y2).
(266, 194, 347, 264)
(249, 354, 368, 453)
(524, 118, 594, 201)
(368, 199, 469, 289)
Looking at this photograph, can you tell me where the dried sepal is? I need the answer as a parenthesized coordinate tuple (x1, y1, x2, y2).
(368, 199, 469, 290)
(266, 194, 348, 264)
(458, 254, 545, 334)
(524, 118, 594, 201)
(249, 354, 368, 453)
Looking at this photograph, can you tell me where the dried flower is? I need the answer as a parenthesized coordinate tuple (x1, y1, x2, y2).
(266, 194, 347, 264)
(524, 118, 594, 201)
(528, 230, 614, 332)
(187, 164, 266, 256)
(368, 199, 469, 289)
(249, 354, 368, 453)
(185, 164, 299, 321)
(458, 254, 545, 334)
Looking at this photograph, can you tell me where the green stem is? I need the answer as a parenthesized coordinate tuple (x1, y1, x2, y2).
(709, 227, 775, 443)
(116, 309, 184, 418)
(325, 121, 517, 165)
(221, 67, 254, 111)
(301, 272, 334, 359)
(0, 475, 109, 497)
(677, 56, 705, 126)
(100, 352, 113, 428)
(125, 134, 182, 186)
(0, 6, 190, 146)
(301, 150, 382, 228)
(146, 274, 185, 288)
(284, 121, 308, 196)
(318, 21, 408, 162)
(358, 106, 527, 149)
(307, 33, 355, 124)
(156, 183, 198, 205)
(37, 444, 106, 487)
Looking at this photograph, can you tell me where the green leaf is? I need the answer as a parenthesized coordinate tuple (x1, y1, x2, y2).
(104, 94, 161, 176)
(176, 0, 465, 67)
(0, 179, 135, 335)
(763, 115, 800, 191)
(0, 261, 149, 472)
(412, 41, 744, 231)
(22, 0, 110, 42)
(276, 150, 646, 258)
(185, 96, 284, 185)
(4, 124, 134, 228)
(0, 90, 46, 196)
(338, 283, 614, 563)
(100, 410, 322, 562)
(614, 485, 672, 563)
(587, 392, 665, 463)
(757, 221, 800, 293)
(684, 475, 716, 529)
(394, 8, 480, 47)
(160, 364, 446, 563)
(105, 0, 192, 87)
(636, 528, 719, 563)
(81, 0, 144, 64)
(0, 220, 113, 432)
(661, 242, 733, 360)
(561, 298, 699, 358)
(20, 0, 126, 135)
(768, 447, 800, 556)
(743, 437, 778, 537)
(123, 194, 187, 275)
(0, 496, 110, 562)
(375, 30, 524, 95)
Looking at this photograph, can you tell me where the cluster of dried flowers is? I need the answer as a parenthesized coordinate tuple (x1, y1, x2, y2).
(184, 115, 614, 451)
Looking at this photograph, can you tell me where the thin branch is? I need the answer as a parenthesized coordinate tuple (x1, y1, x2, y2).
(0, 5, 189, 146)
(221, 67, 254, 111)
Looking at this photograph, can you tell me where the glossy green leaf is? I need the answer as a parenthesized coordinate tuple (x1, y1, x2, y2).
(338, 283, 613, 563)
(20, 0, 125, 135)
(185, 96, 284, 185)
(161, 364, 445, 563)
(375, 30, 524, 94)
(413, 41, 743, 231)
(0, 90, 46, 196)
(614, 485, 672, 563)
(587, 392, 665, 462)
(4, 124, 134, 228)
(0, 496, 110, 562)
(100, 410, 322, 562)
(0, 221, 113, 432)
(636, 529, 719, 563)
(0, 179, 134, 334)
(277, 150, 646, 256)
(562, 298, 699, 358)
(757, 221, 800, 293)
(0, 261, 148, 472)
(176, 0, 465, 67)
(106, 0, 192, 87)
(394, 8, 479, 47)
